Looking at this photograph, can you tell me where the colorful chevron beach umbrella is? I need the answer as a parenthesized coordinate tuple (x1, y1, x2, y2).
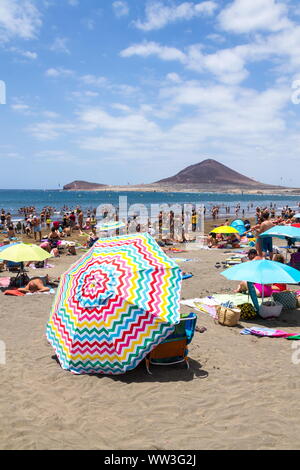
(46, 233, 182, 375)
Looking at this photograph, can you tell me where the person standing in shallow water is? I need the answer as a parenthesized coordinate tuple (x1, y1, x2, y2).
(78, 210, 84, 230)
(32, 215, 42, 242)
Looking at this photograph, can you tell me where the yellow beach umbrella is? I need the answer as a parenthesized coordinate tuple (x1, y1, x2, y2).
(0, 243, 53, 262)
(211, 226, 239, 234)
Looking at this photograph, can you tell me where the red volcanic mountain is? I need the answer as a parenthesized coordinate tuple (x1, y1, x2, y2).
(155, 159, 265, 187)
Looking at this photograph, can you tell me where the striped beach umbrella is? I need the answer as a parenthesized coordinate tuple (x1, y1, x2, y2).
(46, 233, 182, 375)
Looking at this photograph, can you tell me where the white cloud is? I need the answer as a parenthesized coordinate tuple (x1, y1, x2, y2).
(27, 121, 77, 140)
(113, 1, 129, 18)
(79, 107, 158, 134)
(134, 1, 217, 31)
(50, 37, 70, 54)
(166, 73, 182, 83)
(42, 111, 60, 119)
(0, 151, 23, 160)
(45, 67, 74, 77)
(79, 74, 108, 87)
(219, 0, 291, 34)
(68, 77, 296, 184)
(0, 0, 42, 42)
(121, 41, 249, 84)
(20, 50, 37, 59)
(11, 103, 31, 113)
(120, 41, 186, 63)
(9, 47, 38, 60)
(120, 29, 300, 85)
(200, 46, 249, 84)
(81, 18, 95, 30)
(34, 149, 79, 163)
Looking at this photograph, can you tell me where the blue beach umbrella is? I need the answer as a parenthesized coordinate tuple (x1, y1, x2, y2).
(259, 225, 300, 241)
(221, 259, 300, 284)
(230, 219, 246, 235)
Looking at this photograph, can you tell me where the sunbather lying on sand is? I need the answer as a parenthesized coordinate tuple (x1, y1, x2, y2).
(18, 275, 51, 294)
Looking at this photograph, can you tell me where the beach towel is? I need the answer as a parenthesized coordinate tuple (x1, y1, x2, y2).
(213, 293, 263, 306)
(172, 258, 197, 263)
(181, 297, 215, 308)
(0, 277, 10, 288)
(25, 288, 56, 295)
(4, 289, 25, 296)
(28, 263, 55, 270)
(240, 327, 295, 338)
(194, 302, 217, 318)
(167, 248, 187, 253)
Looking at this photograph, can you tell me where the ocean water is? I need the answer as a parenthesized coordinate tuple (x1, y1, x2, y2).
(0, 189, 299, 219)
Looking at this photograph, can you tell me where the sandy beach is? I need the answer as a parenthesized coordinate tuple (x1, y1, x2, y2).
(1, 241, 300, 450)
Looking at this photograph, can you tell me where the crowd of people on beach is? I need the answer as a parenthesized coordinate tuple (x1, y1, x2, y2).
(207, 204, 299, 254)
(0, 200, 300, 302)
(207, 204, 300, 299)
(1, 201, 300, 246)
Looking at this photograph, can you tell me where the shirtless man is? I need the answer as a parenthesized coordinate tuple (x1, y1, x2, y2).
(252, 212, 275, 259)
(18, 276, 50, 294)
(78, 210, 84, 230)
(32, 215, 42, 242)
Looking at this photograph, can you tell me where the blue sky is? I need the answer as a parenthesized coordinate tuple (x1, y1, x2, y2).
(1, 0, 300, 189)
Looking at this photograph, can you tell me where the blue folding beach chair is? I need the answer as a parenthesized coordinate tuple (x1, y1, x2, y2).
(247, 282, 260, 313)
(145, 312, 197, 374)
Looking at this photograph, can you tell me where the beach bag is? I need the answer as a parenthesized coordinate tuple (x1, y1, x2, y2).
(237, 303, 257, 320)
(9, 273, 30, 288)
(216, 305, 240, 327)
(35, 261, 45, 268)
(259, 301, 283, 319)
(294, 291, 300, 308)
(272, 291, 297, 310)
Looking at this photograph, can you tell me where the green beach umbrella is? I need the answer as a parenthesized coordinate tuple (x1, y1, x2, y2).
(0, 243, 53, 262)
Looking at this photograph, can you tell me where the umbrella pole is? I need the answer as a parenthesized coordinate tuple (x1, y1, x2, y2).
(15, 262, 24, 281)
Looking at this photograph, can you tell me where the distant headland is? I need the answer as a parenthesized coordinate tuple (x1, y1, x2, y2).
(63, 159, 300, 195)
